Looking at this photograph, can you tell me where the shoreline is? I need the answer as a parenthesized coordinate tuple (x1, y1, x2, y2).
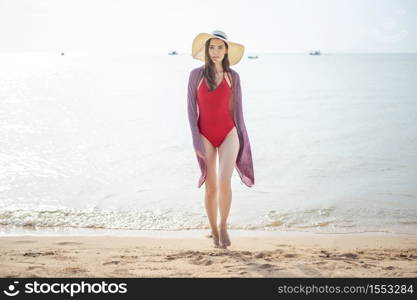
(1, 224, 415, 238)
(0, 233, 416, 277)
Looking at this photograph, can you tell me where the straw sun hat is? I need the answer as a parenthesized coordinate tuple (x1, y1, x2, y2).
(191, 30, 245, 66)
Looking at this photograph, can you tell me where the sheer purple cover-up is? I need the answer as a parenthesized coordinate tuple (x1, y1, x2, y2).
(187, 65, 255, 188)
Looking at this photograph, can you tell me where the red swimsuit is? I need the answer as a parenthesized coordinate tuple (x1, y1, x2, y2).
(197, 73, 235, 148)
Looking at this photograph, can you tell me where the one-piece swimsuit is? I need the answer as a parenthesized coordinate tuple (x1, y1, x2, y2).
(197, 73, 235, 148)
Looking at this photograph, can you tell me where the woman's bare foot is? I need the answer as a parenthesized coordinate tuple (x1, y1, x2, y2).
(211, 231, 220, 248)
(219, 227, 231, 247)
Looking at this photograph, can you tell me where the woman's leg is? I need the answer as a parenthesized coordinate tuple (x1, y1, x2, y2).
(217, 127, 240, 247)
(201, 134, 220, 247)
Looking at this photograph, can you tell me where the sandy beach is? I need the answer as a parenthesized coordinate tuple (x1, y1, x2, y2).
(0, 232, 416, 278)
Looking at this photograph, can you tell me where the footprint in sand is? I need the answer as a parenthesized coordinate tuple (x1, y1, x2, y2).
(25, 272, 42, 278)
(313, 261, 327, 265)
(166, 252, 215, 266)
(119, 255, 138, 259)
(4, 274, 21, 278)
(191, 256, 213, 266)
(63, 267, 88, 274)
(14, 240, 37, 244)
(320, 252, 360, 261)
(255, 252, 270, 259)
(114, 268, 135, 275)
(338, 253, 358, 259)
(23, 251, 56, 257)
(27, 265, 46, 271)
(103, 260, 120, 266)
(284, 253, 297, 258)
(295, 264, 323, 277)
(244, 262, 285, 276)
(319, 250, 331, 258)
(164, 251, 216, 261)
(259, 263, 273, 269)
(55, 242, 83, 246)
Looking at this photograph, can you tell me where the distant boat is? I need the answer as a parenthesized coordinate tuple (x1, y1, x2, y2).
(247, 55, 258, 59)
(309, 50, 321, 55)
(168, 50, 178, 55)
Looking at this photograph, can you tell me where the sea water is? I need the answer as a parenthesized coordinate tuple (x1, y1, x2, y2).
(0, 52, 416, 235)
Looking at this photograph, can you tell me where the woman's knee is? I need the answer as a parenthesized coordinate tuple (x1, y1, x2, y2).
(217, 176, 231, 190)
(205, 186, 217, 198)
(204, 175, 218, 196)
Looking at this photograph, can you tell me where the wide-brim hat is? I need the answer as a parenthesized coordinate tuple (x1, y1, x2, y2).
(191, 30, 245, 66)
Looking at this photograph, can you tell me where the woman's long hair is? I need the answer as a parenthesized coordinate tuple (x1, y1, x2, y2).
(203, 38, 231, 91)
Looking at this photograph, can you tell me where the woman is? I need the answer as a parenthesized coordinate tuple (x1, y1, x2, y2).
(187, 30, 255, 248)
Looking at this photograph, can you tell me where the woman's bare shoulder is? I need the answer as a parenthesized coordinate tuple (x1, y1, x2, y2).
(227, 68, 240, 86)
(225, 70, 233, 87)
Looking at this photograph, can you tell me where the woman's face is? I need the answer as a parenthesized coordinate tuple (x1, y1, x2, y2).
(208, 38, 227, 63)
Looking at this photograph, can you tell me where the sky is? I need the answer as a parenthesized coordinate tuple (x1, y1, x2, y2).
(0, 0, 416, 54)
